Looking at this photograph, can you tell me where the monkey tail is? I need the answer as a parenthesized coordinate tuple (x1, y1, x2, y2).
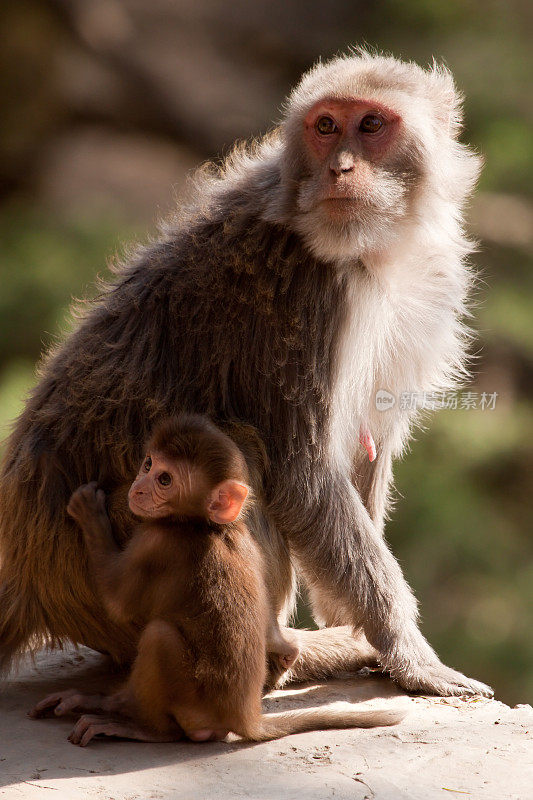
(243, 706, 405, 742)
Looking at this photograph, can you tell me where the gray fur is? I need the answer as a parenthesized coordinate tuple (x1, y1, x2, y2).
(0, 51, 491, 695)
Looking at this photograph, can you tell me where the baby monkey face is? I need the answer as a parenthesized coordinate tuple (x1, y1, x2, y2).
(128, 451, 248, 524)
(128, 451, 196, 519)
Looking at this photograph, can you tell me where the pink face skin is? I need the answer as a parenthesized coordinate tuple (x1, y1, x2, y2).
(128, 451, 188, 519)
(302, 98, 401, 220)
(128, 452, 248, 524)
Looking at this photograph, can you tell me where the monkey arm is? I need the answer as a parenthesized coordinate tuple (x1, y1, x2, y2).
(85, 543, 143, 627)
(67, 484, 133, 622)
(269, 471, 492, 697)
(83, 534, 143, 626)
(97, 541, 154, 625)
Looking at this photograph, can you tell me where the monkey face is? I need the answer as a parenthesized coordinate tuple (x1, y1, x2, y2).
(127, 451, 202, 519)
(304, 98, 399, 175)
(291, 97, 421, 262)
(128, 450, 249, 525)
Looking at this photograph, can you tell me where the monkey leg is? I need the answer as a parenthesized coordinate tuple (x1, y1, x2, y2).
(126, 620, 229, 743)
(265, 623, 300, 688)
(27, 682, 174, 748)
(275, 626, 379, 687)
(63, 619, 229, 747)
(272, 474, 493, 697)
(267, 621, 299, 670)
(0, 553, 137, 676)
(252, 510, 380, 686)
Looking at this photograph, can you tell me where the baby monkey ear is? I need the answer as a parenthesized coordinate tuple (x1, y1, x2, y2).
(207, 480, 249, 524)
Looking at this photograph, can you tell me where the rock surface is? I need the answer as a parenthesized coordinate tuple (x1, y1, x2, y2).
(0, 647, 531, 799)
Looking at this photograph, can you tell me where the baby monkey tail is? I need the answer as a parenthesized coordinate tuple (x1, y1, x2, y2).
(242, 706, 406, 742)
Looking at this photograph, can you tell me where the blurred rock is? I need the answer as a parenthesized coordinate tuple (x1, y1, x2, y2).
(55, 44, 128, 125)
(50, 0, 372, 153)
(38, 127, 199, 224)
(0, 1, 64, 195)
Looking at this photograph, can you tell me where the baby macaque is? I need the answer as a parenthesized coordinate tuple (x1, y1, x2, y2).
(30, 416, 403, 745)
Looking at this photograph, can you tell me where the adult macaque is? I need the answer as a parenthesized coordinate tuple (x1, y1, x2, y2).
(30, 416, 402, 745)
(0, 51, 491, 696)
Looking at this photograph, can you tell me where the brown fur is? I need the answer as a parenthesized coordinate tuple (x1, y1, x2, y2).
(0, 51, 491, 696)
(30, 417, 402, 744)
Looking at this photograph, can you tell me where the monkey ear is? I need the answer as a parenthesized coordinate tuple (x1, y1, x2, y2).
(207, 480, 249, 524)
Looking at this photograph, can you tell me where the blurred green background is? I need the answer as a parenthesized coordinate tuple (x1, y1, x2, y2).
(1, 0, 531, 704)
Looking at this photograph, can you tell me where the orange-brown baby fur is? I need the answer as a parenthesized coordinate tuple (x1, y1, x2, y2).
(116, 508, 271, 740)
(30, 416, 402, 744)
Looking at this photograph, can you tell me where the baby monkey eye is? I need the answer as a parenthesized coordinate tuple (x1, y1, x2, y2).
(157, 472, 172, 487)
(359, 114, 384, 134)
(315, 116, 339, 135)
(143, 456, 152, 472)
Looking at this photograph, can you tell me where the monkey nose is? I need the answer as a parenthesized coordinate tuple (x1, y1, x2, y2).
(330, 166, 354, 179)
(330, 156, 355, 177)
(128, 486, 144, 502)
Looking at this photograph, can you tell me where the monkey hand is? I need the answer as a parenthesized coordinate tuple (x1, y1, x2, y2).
(67, 482, 107, 524)
(67, 482, 110, 536)
(67, 482, 115, 555)
(388, 658, 493, 698)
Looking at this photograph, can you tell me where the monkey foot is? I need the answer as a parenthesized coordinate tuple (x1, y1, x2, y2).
(68, 714, 184, 746)
(278, 652, 298, 670)
(28, 689, 112, 718)
(390, 662, 493, 698)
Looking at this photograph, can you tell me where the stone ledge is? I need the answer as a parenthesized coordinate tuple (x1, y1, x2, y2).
(0, 648, 530, 799)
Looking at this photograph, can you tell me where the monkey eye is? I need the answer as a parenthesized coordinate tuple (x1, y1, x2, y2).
(359, 115, 384, 134)
(315, 116, 339, 135)
(157, 471, 172, 487)
(143, 456, 152, 472)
